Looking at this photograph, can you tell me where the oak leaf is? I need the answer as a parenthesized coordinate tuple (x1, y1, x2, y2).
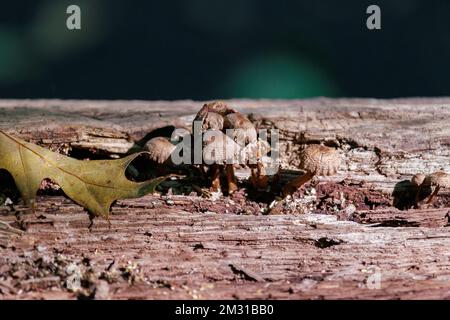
(0, 130, 166, 219)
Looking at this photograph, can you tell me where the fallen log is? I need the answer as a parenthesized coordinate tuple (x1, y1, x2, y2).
(0, 98, 449, 299)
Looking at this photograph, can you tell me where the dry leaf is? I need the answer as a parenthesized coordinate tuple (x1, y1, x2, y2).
(0, 130, 166, 220)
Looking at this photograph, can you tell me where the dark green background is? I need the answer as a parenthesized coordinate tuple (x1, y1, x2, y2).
(0, 0, 448, 99)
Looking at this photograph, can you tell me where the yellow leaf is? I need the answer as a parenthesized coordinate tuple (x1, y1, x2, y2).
(0, 130, 166, 220)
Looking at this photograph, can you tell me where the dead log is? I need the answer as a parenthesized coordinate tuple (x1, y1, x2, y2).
(0, 98, 449, 300)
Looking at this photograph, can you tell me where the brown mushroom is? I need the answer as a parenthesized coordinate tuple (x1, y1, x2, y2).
(420, 171, 450, 204)
(202, 130, 242, 193)
(223, 112, 257, 146)
(223, 111, 275, 190)
(282, 144, 341, 197)
(201, 112, 224, 131)
(192, 101, 235, 184)
(144, 137, 176, 165)
(193, 101, 276, 193)
(126, 137, 177, 180)
(197, 100, 235, 115)
(193, 101, 272, 192)
(193, 101, 235, 132)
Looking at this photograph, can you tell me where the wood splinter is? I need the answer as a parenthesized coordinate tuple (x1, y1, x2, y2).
(282, 144, 341, 197)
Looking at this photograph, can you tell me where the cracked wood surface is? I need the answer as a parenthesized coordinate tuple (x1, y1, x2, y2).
(1, 196, 449, 300)
(0, 98, 449, 300)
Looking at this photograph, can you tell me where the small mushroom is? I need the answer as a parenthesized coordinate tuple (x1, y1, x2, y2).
(144, 137, 176, 165)
(420, 171, 450, 204)
(193, 101, 273, 192)
(125, 137, 177, 181)
(223, 111, 270, 189)
(193, 101, 235, 132)
(202, 112, 224, 131)
(192, 101, 235, 184)
(198, 100, 235, 115)
(202, 130, 242, 193)
(282, 144, 341, 197)
(223, 112, 257, 146)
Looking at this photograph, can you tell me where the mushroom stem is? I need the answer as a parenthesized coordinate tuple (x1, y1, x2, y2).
(210, 164, 222, 192)
(426, 185, 441, 204)
(282, 171, 314, 197)
(226, 164, 238, 194)
(249, 163, 268, 190)
(256, 161, 269, 189)
(250, 166, 257, 185)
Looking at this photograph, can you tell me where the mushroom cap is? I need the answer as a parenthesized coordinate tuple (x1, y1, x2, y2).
(201, 112, 224, 131)
(223, 112, 257, 146)
(299, 144, 341, 176)
(202, 130, 242, 165)
(198, 101, 235, 116)
(411, 173, 426, 187)
(143, 137, 176, 164)
(194, 101, 233, 124)
(193, 101, 234, 133)
(423, 171, 450, 188)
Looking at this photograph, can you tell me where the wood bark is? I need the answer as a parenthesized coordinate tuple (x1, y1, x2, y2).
(0, 98, 449, 300)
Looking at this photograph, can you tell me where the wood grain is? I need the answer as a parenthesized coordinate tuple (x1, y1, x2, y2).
(0, 98, 449, 300)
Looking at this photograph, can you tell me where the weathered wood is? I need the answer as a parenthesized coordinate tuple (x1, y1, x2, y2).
(1, 98, 449, 191)
(0, 99, 449, 300)
(1, 195, 449, 300)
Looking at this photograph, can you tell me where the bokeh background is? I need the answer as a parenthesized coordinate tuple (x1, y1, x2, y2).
(0, 0, 449, 100)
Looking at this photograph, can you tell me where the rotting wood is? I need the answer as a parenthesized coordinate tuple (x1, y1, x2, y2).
(0, 99, 449, 300)
(1, 98, 448, 192)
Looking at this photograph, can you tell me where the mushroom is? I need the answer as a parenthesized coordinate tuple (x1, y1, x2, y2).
(223, 111, 273, 190)
(125, 136, 177, 181)
(196, 100, 235, 116)
(202, 130, 242, 193)
(144, 137, 176, 165)
(193, 101, 235, 132)
(282, 144, 341, 197)
(192, 101, 234, 182)
(420, 171, 450, 205)
(223, 112, 257, 145)
(201, 112, 224, 131)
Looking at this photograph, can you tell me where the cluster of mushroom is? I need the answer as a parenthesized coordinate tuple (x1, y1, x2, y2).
(194, 101, 271, 195)
(410, 171, 450, 208)
(138, 103, 450, 212)
(139, 101, 272, 195)
(139, 100, 344, 199)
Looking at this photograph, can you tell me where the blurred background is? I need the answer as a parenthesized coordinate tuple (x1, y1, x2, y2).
(0, 0, 449, 100)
